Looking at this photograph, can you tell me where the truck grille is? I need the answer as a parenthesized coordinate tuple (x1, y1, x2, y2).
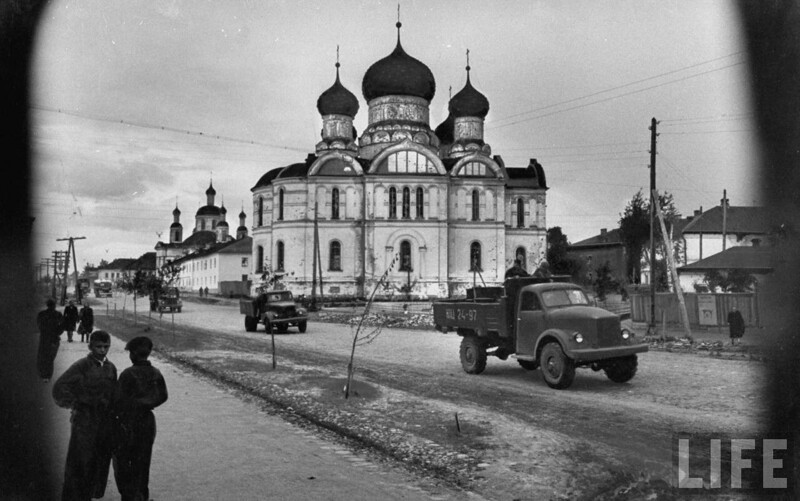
(595, 316, 621, 347)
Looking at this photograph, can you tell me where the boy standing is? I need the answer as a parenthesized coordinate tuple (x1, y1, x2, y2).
(113, 336, 168, 501)
(52, 330, 117, 500)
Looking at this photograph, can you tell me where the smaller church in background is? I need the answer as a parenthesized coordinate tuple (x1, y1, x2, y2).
(155, 182, 252, 295)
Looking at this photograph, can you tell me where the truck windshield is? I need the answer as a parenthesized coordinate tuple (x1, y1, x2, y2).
(269, 292, 293, 302)
(541, 289, 590, 308)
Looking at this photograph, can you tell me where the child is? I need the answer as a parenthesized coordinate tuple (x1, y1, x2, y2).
(52, 330, 117, 500)
(113, 336, 168, 501)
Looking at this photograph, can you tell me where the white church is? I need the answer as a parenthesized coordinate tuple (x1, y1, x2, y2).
(250, 22, 548, 299)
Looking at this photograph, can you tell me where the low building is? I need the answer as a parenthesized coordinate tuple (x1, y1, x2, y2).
(96, 258, 137, 283)
(568, 228, 626, 284)
(171, 236, 252, 295)
(677, 246, 773, 292)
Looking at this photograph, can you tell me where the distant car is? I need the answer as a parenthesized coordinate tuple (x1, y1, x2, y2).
(150, 287, 182, 313)
(240, 290, 308, 333)
(93, 280, 113, 298)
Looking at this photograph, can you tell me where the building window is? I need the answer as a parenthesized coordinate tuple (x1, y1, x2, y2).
(399, 240, 412, 271)
(416, 187, 424, 218)
(461, 161, 487, 177)
(386, 151, 436, 174)
(258, 197, 263, 226)
(472, 190, 480, 221)
(277, 241, 284, 271)
(517, 198, 525, 228)
(257, 246, 264, 273)
(470, 242, 482, 271)
(331, 188, 340, 220)
(389, 187, 397, 219)
(402, 187, 410, 219)
(516, 247, 526, 269)
(329, 241, 341, 271)
(278, 189, 284, 221)
(241, 257, 249, 267)
(200, 219, 206, 230)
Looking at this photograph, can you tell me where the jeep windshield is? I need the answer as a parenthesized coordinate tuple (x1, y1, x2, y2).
(267, 291, 293, 302)
(541, 288, 590, 308)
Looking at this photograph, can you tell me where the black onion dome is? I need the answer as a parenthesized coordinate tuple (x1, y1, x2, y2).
(217, 220, 229, 227)
(362, 37, 435, 101)
(196, 205, 221, 217)
(434, 113, 454, 144)
(220, 205, 227, 215)
(206, 182, 216, 196)
(449, 72, 489, 118)
(317, 64, 359, 117)
(172, 205, 181, 216)
(239, 209, 246, 219)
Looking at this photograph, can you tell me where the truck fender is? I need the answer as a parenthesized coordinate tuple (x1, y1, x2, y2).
(533, 330, 577, 360)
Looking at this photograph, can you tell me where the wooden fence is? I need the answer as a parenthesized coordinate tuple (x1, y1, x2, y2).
(630, 292, 759, 327)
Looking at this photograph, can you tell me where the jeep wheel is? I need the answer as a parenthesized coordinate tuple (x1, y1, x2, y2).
(603, 355, 638, 383)
(518, 359, 538, 371)
(298, 321, 307, 333)
(244, 316, 258, 332)
(459, 336, 487, 374)
(539, 342, 576, 389)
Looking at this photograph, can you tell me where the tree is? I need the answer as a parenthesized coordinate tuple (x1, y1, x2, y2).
(546, 227, 583, 280)
(257, 259, 293, 293)
(592, 261, 619, 302)
(618, 189, 682, 289)
(703, 269, 758, 292)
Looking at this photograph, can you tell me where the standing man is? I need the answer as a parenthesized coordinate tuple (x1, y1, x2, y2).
(37, 298, 63, 382)
(52, 330, 118, 501)
(727, 305, 746, 346)
(113, 336, 168, 501)
(62, 300, 79, 343)
(504, 259, 530, 279)
(77, 303, 94, 343)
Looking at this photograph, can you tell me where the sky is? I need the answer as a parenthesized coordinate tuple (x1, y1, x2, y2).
(29, 0, 760, 272)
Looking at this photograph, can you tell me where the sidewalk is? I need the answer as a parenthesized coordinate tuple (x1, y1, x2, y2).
(43, 335, 479, 501)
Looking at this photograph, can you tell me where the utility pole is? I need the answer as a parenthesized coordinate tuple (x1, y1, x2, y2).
(311, 203, 318, 311)
(649, 117, 658, 334)
(52, 250, 67, 301)
(721, 189, 728, 251)
(57, 236, 86, 304)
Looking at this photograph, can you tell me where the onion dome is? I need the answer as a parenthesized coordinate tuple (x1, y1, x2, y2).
(205, 182, 216, 196)
(317, 62, 359, 118)
(362, 22, 435, 102)
(449, 64, 489, 118)
(172, 205, 181, 217)
(220, 204, 227, 215)
(434, 113, 455, 144)
(196, 205, 221, 216)
(239, 209, 246, 219)
(217, 220, 229, 227)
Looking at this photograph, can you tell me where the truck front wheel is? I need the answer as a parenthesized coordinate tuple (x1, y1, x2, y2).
(244, 316, 258, 332)
(539, 342, 576, 389)
(460, 336, 487, 374)
(603, 355, 638, 383)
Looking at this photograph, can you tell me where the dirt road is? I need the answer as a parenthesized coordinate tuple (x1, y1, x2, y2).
(97, 296, 768, 499)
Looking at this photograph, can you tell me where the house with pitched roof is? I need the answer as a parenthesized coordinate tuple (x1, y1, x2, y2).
(171, 236, 252, 294)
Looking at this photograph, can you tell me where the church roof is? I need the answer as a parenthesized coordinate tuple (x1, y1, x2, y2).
(434, 113, 455, 144)
(196, 205, 222, 216)
(181, 230, 218, 247)
(449, 71, 489, 119)
(252, 168, 283, 190)
(362, 26, 435, 102)
(506, 159, 547, 189)
(317, 64, 359, 118)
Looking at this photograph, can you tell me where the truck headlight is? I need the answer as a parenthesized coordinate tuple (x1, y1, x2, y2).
(621, 329, 631, 340)
(298, 308, 307, 315)
(573, 333, 584, 343)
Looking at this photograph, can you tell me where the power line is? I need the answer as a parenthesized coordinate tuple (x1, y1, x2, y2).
(487, 52, 746, 127)
(31, 105, 309, 153)
(488, 61, 746, 131)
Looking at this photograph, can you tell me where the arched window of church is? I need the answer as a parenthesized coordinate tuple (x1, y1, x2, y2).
(331, 188, 340, 220)
(212, 220, 217, 229)
(470, 242, 482, 272)
(329, 241, 341, 271)
(258, 197, 264, 226)
(384, 151, 436, 174)
(256, 246, 264, 273)
(416, 187, 424, 218)
(461, 162, 487, 177)
(516, 247, 526, 269)
(472, 190, 480, 221)
(389, 187, 397, 219)
(278, 189, 285, 221)
(399, 240, 412, 271)
(402, 187, 411, 219)
(277, 241, 284, 271)
(200, 219, 206, 230)
(517, 198, 525, 228)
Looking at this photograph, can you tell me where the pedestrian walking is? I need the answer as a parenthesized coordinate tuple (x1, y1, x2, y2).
(113, 336, 168, 501)
(78, 303, 94, 343)
(37, 298, 64, 382)
(504, 259, 529, 279)
(727, 305, 745, 346)
(52, 330, 118, 501)
(63, 300, 79, 343)
(204, 286, 209, 297)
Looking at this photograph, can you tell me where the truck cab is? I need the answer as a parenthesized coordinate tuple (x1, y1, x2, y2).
(433, 277, 648, 389)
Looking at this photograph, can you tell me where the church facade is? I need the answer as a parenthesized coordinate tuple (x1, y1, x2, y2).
(250, 24, 548, 299)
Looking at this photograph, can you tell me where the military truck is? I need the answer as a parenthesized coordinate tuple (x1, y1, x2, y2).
(240, 290, 308, 333)
(432, 276, 648, 389)
(149, 287, 182, 313)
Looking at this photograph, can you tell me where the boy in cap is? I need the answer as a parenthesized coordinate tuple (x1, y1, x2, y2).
(113, 336, 168, 501)
(52, 330, 117, 500)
